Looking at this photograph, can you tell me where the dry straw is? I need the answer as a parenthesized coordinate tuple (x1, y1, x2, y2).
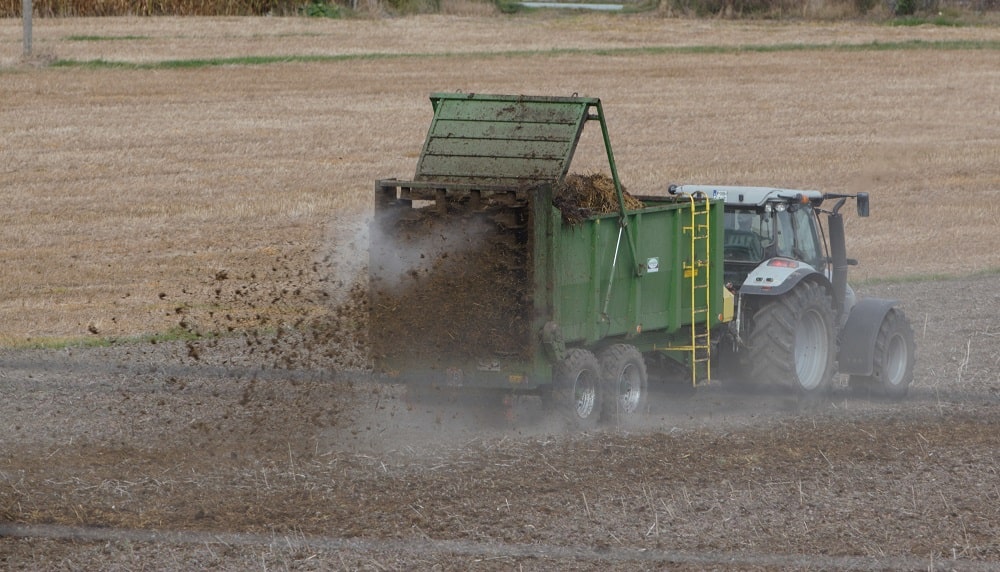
(2, 17, 998, 342)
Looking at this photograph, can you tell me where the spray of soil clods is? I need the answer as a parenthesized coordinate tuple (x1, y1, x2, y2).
(369, 173, 643, 373)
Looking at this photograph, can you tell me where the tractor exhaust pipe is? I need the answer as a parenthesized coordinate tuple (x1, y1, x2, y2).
(825, 192, 868, 323)
(828, 210, 848, 321)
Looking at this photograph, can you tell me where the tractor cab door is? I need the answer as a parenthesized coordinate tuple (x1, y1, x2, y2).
(770, 202, 827, 272)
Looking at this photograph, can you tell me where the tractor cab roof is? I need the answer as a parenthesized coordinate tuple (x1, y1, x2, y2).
(674, 185, 824, 208)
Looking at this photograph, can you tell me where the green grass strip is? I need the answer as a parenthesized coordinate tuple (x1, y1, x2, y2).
(50, 39, 1000, 70)
(855, 266, 1000, 287)
(66, 34, 152, 41)
(9, 326, 205, 351)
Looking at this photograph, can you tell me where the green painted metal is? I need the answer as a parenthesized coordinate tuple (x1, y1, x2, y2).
(593, 98, 643, 280)
(371, 93, 726, 391)
(543, 195, 724, 349)
(415, 92, 596, 188)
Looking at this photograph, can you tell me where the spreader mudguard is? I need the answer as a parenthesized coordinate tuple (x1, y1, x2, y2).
(837, 297, 898, 376)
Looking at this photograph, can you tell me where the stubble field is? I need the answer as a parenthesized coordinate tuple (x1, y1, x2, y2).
(1, 13, 999, 571)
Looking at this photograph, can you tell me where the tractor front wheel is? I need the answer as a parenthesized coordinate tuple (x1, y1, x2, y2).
(849, 309, 916, 399)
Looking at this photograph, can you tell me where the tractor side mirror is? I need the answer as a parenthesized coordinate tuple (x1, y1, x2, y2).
(856, 192, 870, 217)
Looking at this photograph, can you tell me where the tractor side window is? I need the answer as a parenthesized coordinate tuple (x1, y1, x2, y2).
(773, 210, 794, 259)
(791, 207, 825, 270)
(770, 206, 825, 269)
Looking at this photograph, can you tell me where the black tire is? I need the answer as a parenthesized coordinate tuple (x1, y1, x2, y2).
(745, 281, 836, 396)
(848, 309, 916, 400)
(598, 344, 648, 427)
(549, 348, 602, 431)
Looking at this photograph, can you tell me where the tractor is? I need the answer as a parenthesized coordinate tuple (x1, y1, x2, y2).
(674, 185, 917, 398)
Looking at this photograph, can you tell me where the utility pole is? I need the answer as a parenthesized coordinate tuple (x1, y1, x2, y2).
(23, 0, 32, 57)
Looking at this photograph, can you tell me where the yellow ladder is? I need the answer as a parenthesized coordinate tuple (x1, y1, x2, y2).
(679, 194, 713, 387)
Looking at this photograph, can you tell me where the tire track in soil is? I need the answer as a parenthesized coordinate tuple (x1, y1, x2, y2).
(2, 353, 996, 407)
(1, 522, 991, 571)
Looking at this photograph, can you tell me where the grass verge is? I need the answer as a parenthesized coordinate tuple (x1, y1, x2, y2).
(49, 39, 1000, 69)
(8, 327, 207, 351)
(854, 267, 1000, 287)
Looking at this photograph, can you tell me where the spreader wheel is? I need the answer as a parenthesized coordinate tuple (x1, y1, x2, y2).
(598, 344, 648, 427)
(548, 348, 603, 431)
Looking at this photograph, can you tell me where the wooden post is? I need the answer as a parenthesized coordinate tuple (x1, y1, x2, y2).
(23, 0, 32, 57)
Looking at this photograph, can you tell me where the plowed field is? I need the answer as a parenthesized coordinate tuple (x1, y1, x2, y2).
(2, 276, 999, 570)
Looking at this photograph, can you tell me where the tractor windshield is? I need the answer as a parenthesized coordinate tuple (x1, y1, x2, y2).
(723, 204, 827, 271)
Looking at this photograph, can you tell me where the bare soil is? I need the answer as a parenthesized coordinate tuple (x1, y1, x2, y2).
(2, 275, 999, 570)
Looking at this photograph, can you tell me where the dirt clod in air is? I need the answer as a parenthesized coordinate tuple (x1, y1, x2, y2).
(368, 172, 643, 372)
(369, 201, 531, 372)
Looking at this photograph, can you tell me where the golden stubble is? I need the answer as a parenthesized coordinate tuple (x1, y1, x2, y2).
(1, 16, 998, 341)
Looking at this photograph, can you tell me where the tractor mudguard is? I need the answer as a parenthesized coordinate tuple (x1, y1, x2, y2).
(837, 297, 898, 376)
(739, 261, 822, 297)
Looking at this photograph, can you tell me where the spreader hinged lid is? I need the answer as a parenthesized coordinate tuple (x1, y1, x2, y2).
(413, 93, 600, 188)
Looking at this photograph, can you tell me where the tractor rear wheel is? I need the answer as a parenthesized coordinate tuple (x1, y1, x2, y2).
(548, 348, 602, 431)
(598, 344, 648, 427)
(745, 281, 836, 395)
(849, 309, 916, 399)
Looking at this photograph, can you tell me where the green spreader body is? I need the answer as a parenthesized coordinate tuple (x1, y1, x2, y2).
(370, 93, 726, 392)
